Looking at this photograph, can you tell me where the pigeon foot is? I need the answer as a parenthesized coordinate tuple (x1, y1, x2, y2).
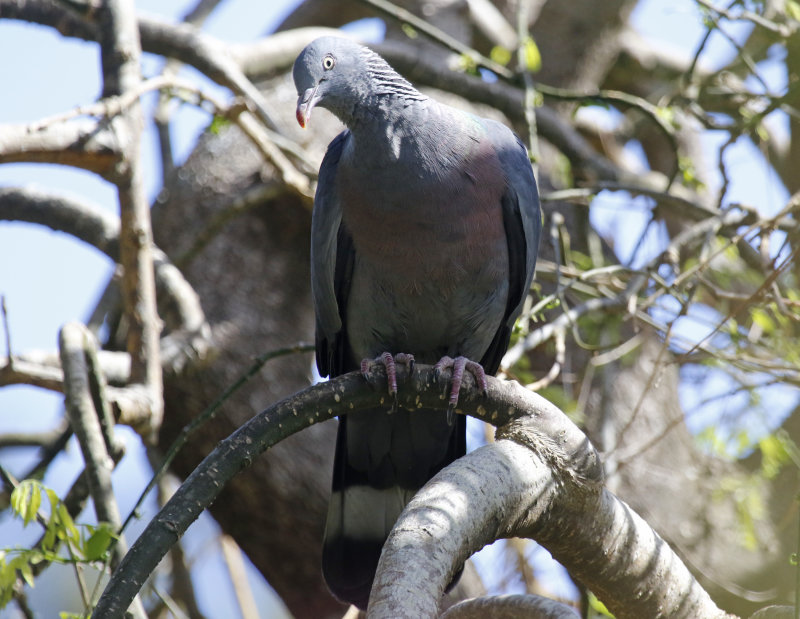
(433, 356, 488, 423)
(361, 352, 415, 406)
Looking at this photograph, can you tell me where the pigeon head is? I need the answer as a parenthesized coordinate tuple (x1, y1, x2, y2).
(293, 36, 367, 128)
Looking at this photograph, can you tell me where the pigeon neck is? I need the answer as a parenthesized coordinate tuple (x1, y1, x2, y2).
(347, 98, 432, 163)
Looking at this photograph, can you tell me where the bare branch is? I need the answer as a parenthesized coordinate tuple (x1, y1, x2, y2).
(58, 322, 144, 617)
(0, 120, 120, 178)
(465, 0, 517, 48)
(0, 349, 130, 391)
(95, 0, 163, 437)
(220, 535, 260, 619)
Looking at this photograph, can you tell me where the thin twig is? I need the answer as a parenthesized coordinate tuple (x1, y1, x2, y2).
(695, 0, 795, 36)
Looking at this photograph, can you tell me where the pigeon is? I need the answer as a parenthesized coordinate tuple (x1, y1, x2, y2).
(293, 36, 541, 609)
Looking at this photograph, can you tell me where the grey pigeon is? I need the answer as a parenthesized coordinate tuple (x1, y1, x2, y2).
(293, 36, 541, 609)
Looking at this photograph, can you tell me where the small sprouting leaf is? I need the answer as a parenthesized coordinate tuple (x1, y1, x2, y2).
(656, 105, 677, 126)
(401, 23, 418, 39)
(10, 480, 43, 527)
(677, 155, 705, 190)
(490, 45, 512, 67)
(208, 115, 230, 135)
(521, 36, 541, 73)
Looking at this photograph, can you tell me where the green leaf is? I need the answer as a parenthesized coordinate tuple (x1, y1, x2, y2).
(84, 524, 117, 562)
(18, 561, 34, 588)
(10, 483, 29, 523)
(521, 36, 541, 72)
(45, 487, 60, 513)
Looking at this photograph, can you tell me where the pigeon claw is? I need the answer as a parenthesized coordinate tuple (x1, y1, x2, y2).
(433, 356, 488, 424)
(361, 352, 415, 411)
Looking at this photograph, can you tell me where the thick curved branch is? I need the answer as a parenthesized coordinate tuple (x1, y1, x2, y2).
(93, 365, 596, 616)
(368, 432, 732, 618)
(0, 186, 207, 338)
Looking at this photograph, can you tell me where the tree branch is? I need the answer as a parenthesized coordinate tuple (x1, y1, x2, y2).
(368, 431, 731, 618)
(58, 322, 145, 618)
(0, 120, 120, 177)
(95, 0, 163, 438)
(93, 364, 730, 618)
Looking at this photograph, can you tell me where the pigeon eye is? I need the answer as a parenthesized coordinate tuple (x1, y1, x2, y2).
(322, 55, 335, 70)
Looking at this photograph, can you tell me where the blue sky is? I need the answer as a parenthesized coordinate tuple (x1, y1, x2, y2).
(0, 0, 795, 615)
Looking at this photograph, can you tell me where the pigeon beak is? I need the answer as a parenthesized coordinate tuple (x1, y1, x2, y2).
(296, 84, 321, 129)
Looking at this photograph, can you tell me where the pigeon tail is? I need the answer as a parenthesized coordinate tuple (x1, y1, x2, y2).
(322, 407, 466, 609)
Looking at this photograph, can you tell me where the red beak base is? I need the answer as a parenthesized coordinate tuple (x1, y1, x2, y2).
(296, 85, 319, 129)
